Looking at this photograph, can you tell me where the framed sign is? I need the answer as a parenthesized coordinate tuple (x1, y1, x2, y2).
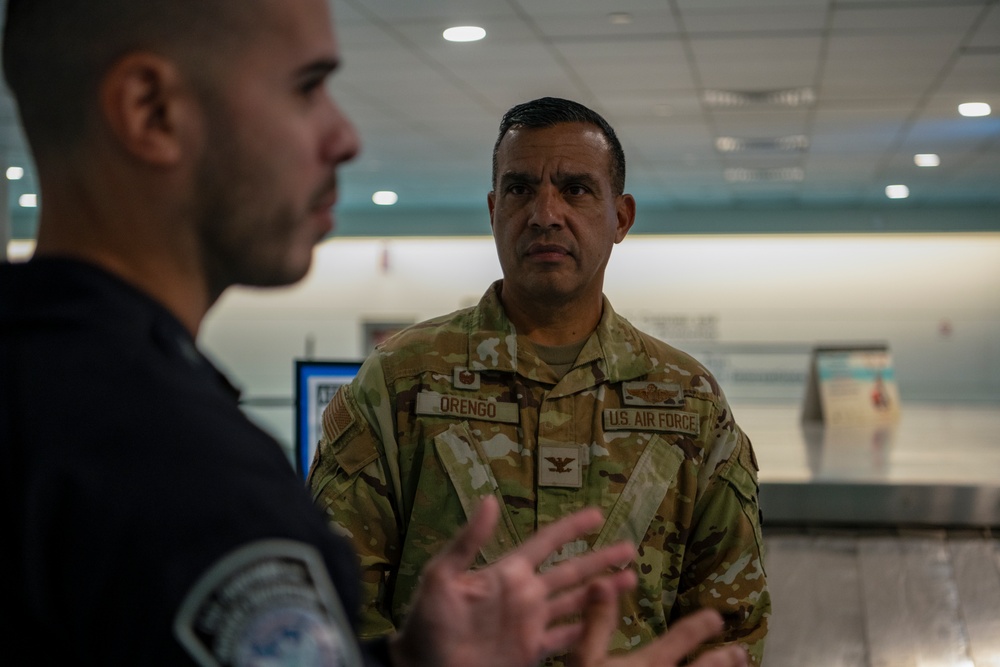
(801, 344, 901, 426)
(294, 360, 363, 479)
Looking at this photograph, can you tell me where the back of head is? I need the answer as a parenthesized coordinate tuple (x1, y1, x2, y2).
(492, 97, 626, 195)
(2, 0, 255, 159)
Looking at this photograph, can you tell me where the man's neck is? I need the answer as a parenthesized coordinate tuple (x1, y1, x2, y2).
(498, 282, 603, 347)
(34, 211, 212, 337)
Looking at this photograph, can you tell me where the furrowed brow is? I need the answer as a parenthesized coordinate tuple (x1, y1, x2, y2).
(498, 171, 541, 188)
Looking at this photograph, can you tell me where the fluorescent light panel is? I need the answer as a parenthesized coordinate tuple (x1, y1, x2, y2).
(704, 87, 815, 109)
(715, 135, 809, 153)
(724, 167, 804, 182)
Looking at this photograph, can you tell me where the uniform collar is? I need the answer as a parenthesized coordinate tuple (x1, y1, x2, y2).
(465, 280, 654, 384)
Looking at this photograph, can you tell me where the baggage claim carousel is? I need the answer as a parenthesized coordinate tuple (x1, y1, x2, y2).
(739, 403, 1000, 528)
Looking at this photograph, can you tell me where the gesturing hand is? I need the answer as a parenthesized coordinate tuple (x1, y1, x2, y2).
(569, 579, 749, 667)
(389, 496, 638, 667)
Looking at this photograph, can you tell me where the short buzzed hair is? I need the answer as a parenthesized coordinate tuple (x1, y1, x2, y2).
(2, 0, 257, 155)
(492, 97, 627, 196)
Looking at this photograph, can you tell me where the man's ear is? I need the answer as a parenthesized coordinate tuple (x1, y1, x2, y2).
(487, 191, 497, 232)
(99, 52, 192, 166)
(614, 193, 636, 243)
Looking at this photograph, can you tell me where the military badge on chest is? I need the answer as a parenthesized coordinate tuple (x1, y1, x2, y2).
(538, 444, 587, 488)
(622, 381, 685, 407)
(453, 366, 481, 390)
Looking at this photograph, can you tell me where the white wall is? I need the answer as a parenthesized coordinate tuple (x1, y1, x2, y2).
(200, 233, 1000, 453)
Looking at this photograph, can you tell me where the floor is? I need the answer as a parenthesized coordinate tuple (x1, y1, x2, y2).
(738, 402, 1000, 667)
(763, 527, 1000, 667)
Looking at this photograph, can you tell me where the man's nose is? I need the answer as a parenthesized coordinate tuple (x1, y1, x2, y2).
(528, 186, 566, 229)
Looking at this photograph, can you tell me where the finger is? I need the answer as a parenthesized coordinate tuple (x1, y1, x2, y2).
(432, 495, 500, 573)
(634, 609, 726, 665)
(546, 568, 637, 623)
(541, 541, 636, 593)
(514, 507, 606, 566)
(535, 622, 585, 663)
(565, 579, 620, 667)
(689, 644, 749, 667)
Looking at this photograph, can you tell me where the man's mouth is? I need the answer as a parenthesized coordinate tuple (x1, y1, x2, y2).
(526, 243, 570, 258)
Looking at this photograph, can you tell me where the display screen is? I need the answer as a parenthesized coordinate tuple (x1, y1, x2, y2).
(294, 360, 363, 479)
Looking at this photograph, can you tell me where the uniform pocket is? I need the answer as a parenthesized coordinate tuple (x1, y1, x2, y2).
(593, 432, 685, 550)
(433, 422, 521, 562)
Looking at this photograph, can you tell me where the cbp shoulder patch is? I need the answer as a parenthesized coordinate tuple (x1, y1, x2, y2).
(174, 540, 361, 667)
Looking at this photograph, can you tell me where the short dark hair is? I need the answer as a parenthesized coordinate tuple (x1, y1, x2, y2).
(2, 0, 255, 156)
(491, 97, 626, 196)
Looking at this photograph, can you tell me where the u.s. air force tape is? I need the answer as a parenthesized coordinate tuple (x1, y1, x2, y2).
(174, 540, 361, 667)
(415, 390, 519, 424)
(603, 408, 700, 435)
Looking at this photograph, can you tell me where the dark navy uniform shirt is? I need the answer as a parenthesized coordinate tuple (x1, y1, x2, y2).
(1, 258, 387, 666)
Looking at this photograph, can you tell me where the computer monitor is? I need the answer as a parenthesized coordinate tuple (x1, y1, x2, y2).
(294, 359, 363, 479)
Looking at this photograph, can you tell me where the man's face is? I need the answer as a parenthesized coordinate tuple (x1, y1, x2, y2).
(193, 0, 360, 291)
(488, 122, 634, 309)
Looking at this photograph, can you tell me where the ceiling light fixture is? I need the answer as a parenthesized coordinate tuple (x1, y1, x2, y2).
(958, 102, 991, 117)
(715, 135, 809, 153)
(18, 193, 38, 207)
(6, 239, 35, 262)
(704, 87, 815, 109)
(724, 167, 804, 182)
(443, 26, 486, 42)
(372, 191, 399, 206)
(885, 184, 910, 199)
(914, 154, 940, 167)
(6, 166, 24, 180)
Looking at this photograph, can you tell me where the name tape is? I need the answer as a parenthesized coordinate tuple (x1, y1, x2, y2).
(415, 391, 519, 424)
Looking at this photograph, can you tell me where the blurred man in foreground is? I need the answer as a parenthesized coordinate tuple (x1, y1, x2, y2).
(1, 1, 748, 665)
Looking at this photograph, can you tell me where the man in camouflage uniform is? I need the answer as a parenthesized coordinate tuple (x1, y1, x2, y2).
(308, 97, 770, 665)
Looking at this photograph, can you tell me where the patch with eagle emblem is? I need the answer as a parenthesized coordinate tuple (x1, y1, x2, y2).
(452, 366, 481, 390)
(538, 444, 584, 488)
(622, 381, 685, 407)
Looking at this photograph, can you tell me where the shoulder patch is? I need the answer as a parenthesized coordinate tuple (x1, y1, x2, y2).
(174, 540, 361, 667)
(322, 388, 355, 443)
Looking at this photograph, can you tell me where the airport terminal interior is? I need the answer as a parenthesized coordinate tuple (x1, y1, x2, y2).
(2, 0, 998, 665)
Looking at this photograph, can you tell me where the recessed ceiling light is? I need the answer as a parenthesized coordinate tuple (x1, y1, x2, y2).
(6, 166, 24, 180)
(19, 193, 38, 207)
(885, 184, 909, 199)
(6, 239, 35, 262)
(914, 154, 940, 167)
(958, 102, 991, 117)
(372, 191, 398, 206)
(609, 12, 633, 25)
(443, 26, 486, 42)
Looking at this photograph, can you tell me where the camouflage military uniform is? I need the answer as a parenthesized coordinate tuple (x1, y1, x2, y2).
(309, 281, 770, 665)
